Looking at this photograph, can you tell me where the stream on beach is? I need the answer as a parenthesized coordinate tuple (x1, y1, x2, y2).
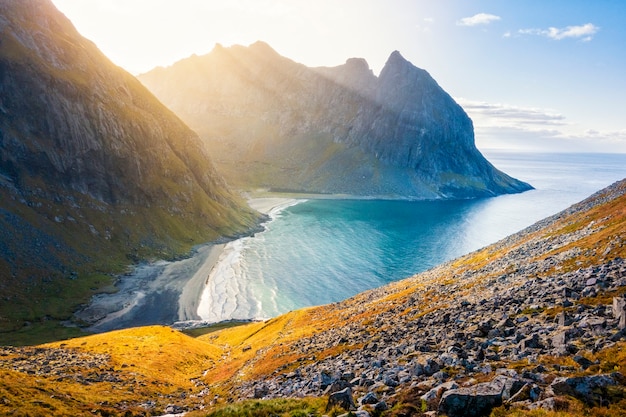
(77, 151, 626, 331)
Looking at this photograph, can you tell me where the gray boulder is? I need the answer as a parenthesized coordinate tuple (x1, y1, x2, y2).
(550, 373, 621, 405)
(326, 387, 356, 412)
(438, 376, 522, 417)
(360, 392, 378, 405)
(613, 297, 626, 329)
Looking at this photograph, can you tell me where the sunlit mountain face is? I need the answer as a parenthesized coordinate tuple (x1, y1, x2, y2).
(139, 42, 531, 199)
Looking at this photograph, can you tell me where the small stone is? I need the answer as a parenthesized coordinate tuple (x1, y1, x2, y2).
(360, 392, 378, 405)
(165, 404, 184, 414)
(528, 397, 558, 411)
(374, 400, 388, 412)
(552, 331, 567, 349)
(423, 358, 441, 376)
(439, 380, 504, 417)
(432, 370, 449, 382)
(519, 334, 542, 350)
(253, 385, 269, 399)
(573, 355, 594, 370)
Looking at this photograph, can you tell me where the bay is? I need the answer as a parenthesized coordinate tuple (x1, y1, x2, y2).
(197, 152, 626, 323)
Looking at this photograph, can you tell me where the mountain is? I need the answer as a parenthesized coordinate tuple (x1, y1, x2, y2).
(0, 0, 262, 342)
(1, 177, 625, 415)
(139, 41, 532, 199)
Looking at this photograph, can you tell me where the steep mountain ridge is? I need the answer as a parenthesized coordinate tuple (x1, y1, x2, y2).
(1, 178, 625, 415)
(139, 42, 532, 199)
(0, 0, 262, 342)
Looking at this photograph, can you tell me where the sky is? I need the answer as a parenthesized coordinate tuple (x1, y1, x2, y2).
(50, 0, 626, 153)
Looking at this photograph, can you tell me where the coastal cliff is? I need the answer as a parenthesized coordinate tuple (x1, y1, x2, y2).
(139, 42, 532, 199)
(0, 0, 261, 341)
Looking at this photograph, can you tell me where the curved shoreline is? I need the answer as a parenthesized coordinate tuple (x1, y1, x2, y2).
(75, 243, 227, 332)
(74, 198, 300, 332)
(178, 243, 226, 321)
(194, 197, 303, 324)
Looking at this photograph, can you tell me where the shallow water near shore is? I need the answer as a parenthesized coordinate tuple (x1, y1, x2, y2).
(197, 151, 626, 323)
(80, 152, 626, 330)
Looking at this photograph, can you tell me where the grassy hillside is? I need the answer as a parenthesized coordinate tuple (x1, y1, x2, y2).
(1, 178, 625, 415)
(0, 0, 263, 344)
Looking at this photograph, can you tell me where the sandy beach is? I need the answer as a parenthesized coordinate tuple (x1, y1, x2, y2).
(194, 197, 304, 323)
(178, 244, 225, 321)
(247, 197, 303, 215)
(75, 243, 226, 332)
(75, 197, 299, 332)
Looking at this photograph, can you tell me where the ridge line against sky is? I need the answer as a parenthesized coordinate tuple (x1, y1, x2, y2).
(50, 0, 626, 153)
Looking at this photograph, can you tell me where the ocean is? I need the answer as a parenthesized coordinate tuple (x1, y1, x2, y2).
(197, 151, 626, 323)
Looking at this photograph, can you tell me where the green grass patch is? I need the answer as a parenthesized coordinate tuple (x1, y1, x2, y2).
(0, 321, 88, 347)
(189, 397, 326, 417)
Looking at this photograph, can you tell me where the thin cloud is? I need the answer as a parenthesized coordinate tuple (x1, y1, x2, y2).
(457, 13, 501, 27)
(457, 98, 626, 152)
(581, 128, 626, 145)
(416, 17, 435, 33)
(519, 23, 599, 41)
(458, 99, 565, 127)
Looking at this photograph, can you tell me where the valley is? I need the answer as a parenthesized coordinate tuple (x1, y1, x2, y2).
(1, 1, 625, 416)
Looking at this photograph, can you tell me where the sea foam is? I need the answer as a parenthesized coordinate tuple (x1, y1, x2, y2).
(197, 198, 303, 323)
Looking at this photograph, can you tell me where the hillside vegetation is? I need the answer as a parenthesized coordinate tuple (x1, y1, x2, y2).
(1, 177, 625, 415)
(0, 0, 262, 344)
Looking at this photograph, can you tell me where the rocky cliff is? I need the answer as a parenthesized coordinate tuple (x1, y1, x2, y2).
(0, 0, 261, 340)
(139, 42, 532, 199)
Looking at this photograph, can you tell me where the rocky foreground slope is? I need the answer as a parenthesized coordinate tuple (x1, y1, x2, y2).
(1, 177, 625, 416)
(139, 42, 531, 199)
(0, 0, 261, 343)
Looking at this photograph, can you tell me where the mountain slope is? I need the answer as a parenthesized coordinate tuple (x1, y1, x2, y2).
(139, 42, 532, 199)
(1, 178, 625, 416)
(0, 0, 262, 342)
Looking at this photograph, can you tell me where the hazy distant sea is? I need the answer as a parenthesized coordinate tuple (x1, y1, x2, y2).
(197, 151, 626, 323)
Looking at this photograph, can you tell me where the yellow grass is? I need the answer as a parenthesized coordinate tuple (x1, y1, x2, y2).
(46, 326, 220, 387)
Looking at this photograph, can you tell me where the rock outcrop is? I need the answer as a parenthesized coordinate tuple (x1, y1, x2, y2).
(139, 42, 532, 199)
(0, 0, 261, 337)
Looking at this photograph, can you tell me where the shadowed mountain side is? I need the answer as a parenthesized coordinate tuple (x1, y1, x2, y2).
(0, 0, 262, 342)
(139, 41, 532, 199)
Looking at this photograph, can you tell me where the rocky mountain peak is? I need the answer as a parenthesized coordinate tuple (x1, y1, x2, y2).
(386, 49, 408, 65)
(139, 42, 532, 199)
(248, 40, 277, 54)
(377, 50, 442, 103)
(343, 57, 372, 75)
(315, 57, 376, 93)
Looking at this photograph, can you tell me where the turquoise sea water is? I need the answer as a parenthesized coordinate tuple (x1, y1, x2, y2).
(197, 152, 626, 323)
